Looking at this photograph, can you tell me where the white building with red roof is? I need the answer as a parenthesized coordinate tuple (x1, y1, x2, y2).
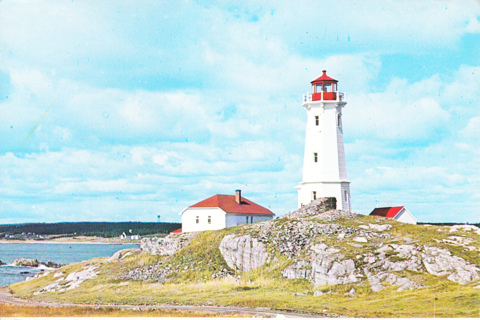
(180, 190, 274, 232)
(369, 206, 417, 224)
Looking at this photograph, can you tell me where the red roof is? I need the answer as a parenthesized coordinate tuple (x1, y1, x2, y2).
(189, 194, 274, 216)
(311, 70, 338, 84)
(170, 228, 182, 234)
(369, 206, 404, 219)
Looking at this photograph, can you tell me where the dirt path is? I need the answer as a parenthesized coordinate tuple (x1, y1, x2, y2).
(0, 287, 326, 318)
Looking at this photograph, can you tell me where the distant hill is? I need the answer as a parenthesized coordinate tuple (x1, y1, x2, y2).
(0, 222, 181, 238)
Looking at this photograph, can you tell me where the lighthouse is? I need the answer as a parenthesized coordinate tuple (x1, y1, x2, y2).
(295, 70, 351, 211)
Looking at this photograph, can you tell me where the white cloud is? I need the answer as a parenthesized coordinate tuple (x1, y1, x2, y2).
(461, 116, 480, 139)
(1, 1, 479, 225)
(346, 93, 450, 142)
(265, 1, 480, 54)
(0, 139, 300, 223)
(355, 166, 466, 191)
(53, 179, 156, 196)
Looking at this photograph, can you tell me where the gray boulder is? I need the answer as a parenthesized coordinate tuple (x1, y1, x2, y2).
(219, 234, 268, 272)
(283, 244, 359, 286)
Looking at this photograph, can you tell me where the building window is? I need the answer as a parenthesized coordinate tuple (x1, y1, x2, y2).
(196, 216, 199, 224)
(246, 216, 249, 224)
(315, 115, 319, 126)
(250, 216, 253, 223)
(312, 191, 316, 200)
(314, 152, 318, 162)
(208, 216, 211, 224)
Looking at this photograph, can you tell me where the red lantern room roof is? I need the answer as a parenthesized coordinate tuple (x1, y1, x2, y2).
(311, 70, 338, 84)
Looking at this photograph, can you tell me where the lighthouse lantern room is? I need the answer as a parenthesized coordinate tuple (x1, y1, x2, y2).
(296, 70, 351, 211)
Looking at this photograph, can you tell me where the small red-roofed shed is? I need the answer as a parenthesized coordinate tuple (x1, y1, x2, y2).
(369, 206, 417, 224)
(180, 190, 274, 232)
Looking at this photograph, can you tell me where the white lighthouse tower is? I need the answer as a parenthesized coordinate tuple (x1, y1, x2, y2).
(295, 70, 351, 211)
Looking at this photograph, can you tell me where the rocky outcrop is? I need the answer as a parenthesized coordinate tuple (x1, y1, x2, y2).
(243, 199, 390, 260)
(14, 258, 40, 267)
(123, 261, 171, 283)
(283, 243, 359, 286)
(133, 198, 479, 291)
(280, 230, 479, 291)
(219, 234, 268, 272)
(450, 224, 480, 235)
(44, 261, 64, 268)
(107, 249, 137, 262)
(13, 258, 64, 268)
(422, 246, 479, 284)
(33, 265, 99, 295)
(287, 197, 338, 219)
(366, 272, 418, 292)
(282, 243, 422, 291)
(0, 260, 5, 266)
(141, 233, 194, 256)
(26, 271, 51, 281)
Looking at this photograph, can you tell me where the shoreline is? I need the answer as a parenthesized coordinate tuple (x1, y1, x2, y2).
(0, 237, 141, 245)
(0, 241, 139, 245)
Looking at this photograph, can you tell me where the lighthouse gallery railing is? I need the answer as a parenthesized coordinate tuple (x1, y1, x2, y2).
(303, 92, 346, 103)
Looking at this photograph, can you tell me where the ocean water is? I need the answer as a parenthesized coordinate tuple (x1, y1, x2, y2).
(0, 242, 139, 286)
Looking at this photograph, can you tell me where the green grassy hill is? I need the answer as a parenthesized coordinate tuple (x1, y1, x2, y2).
(9, 199, 480, 317)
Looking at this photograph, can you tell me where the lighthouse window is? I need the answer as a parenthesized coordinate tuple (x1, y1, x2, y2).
(315, 116, 319, 126)
(314, 152, 318, 162)
(312, 191, 317, 200)
(337, 114, 342, 127)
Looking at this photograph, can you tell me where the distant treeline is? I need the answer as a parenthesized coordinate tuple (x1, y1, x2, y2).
(418, 222, 480, 227)
(0, 222, 181, 238)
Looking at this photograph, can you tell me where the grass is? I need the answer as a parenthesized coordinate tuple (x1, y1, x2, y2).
(11, 252, 480, 317)
(0, 304, 237, 317)
(8, 203, 480, 317)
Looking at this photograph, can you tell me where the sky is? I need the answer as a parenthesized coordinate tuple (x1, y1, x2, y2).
(1, 0, 479, 224)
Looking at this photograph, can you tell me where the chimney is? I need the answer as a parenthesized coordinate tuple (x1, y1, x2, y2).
(235, 190, 242, 204)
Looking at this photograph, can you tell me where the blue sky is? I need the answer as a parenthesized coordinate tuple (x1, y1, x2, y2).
(1, 1, 479, 224)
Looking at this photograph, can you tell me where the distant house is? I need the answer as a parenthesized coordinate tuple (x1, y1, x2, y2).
(120, 232, 141, 240)
(180, 190, 274, 233)
(369, 206, 417, 224)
